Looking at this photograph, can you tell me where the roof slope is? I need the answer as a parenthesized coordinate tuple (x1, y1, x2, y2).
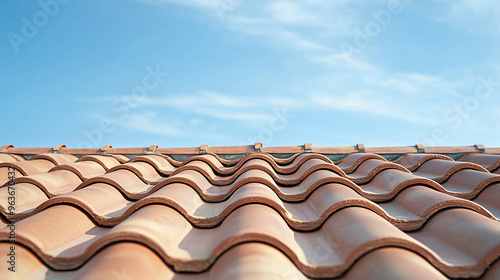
(1, 144, 500, 279)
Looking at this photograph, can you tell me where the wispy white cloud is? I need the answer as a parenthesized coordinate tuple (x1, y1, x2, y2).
(266, 1, 319, 25)
(91, 111, 231, 141)
(144, 91, 249, 108)
(135, 0, 395, 68)
(136, 0, 212, 9)
(112, 112, 186, 137)
(142, 91, 299, 122)
(84, 89, 300, 124)
(362, 72, 462, 96)
(225, 16, 333, 54)
(132, 0, 497, 131)
(306, 53, 374, 71)
(434, 0, 500, 35)
(311, 92, 439, 126)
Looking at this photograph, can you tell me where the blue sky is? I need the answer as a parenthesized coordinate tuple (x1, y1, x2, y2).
(1, 0, 499, 149)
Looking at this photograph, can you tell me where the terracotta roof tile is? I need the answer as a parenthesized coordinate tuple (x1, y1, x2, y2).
(459, 153, 500, 172)
(411, 159, 489, 183)
(75, 155, 122, 170)
(107, 162, 165, 184)
(129, 154, 177, 175)
(29, 153, 78, 165)
(0, 154, 23, 163)
(335, 152, 386, 173)
(394, 153, 454, 171)
(49, 161, 107, 180)
(0, 144, 499, 279)
(0, 159, 54, 177)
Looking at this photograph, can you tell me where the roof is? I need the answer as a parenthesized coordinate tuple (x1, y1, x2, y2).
(1, 144, 500, 279)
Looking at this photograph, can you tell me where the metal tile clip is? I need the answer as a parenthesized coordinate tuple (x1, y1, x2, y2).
(304, 143, 312, 153)
(200, 144, 208, 154)
(254, 143, 262, 152)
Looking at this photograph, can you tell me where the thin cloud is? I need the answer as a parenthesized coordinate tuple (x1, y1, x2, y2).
(136, 0, 212, 9)
(142, 91, 299, 122)
(133, 0, 498, 132)
(266, 1, 319, 25)
(143, 91, 249, 108)
(311, 92, 439, 126)
(435, 0, 500, 35)
(113, 112, 186, 137)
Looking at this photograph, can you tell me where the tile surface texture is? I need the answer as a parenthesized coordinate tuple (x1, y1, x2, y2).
(1, 145, 500, 279)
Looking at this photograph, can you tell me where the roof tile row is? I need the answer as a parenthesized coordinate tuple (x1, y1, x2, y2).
(0, 147, 499, 279)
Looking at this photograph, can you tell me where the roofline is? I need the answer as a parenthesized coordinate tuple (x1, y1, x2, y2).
(1, 144, 498, 155)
